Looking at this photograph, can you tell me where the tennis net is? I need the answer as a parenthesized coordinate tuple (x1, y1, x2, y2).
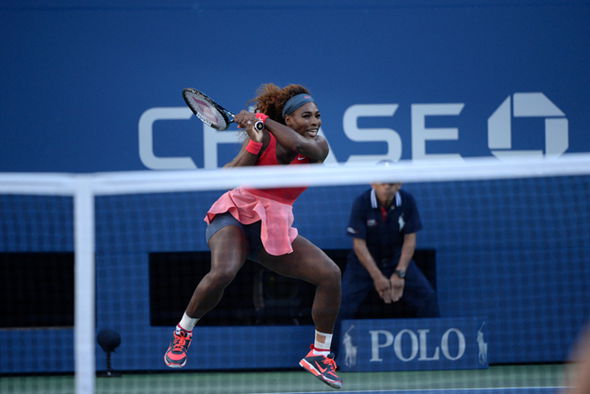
(1, 154, 589, 394)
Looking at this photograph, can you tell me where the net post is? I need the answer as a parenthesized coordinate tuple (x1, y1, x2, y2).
(74, 178, 96, 394)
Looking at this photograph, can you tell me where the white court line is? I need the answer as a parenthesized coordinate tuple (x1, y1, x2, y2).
(253, 386, 567, 394)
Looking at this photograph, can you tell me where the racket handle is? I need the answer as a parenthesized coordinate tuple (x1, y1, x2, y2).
(254, 121, 264, 131)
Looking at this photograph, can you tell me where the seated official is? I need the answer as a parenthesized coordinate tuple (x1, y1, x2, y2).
(334, 180, 440, 360)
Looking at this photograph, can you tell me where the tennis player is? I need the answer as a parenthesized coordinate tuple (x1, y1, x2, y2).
(164, 83, 342, 389)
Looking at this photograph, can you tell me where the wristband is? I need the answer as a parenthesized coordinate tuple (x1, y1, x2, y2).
(245, 140, 263, 155)
(255, 113, 269, 123)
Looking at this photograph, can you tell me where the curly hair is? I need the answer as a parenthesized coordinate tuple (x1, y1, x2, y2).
(253, 83, 311, 123)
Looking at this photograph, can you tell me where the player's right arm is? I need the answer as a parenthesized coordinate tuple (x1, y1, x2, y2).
(224, 139, 261, 167)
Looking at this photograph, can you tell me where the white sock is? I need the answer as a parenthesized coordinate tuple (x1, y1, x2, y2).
(178, 312, 199, 331)
(313, 330, 332, 355)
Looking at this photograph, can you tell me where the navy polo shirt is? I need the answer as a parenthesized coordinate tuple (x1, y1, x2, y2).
(346, 188, 422, 264)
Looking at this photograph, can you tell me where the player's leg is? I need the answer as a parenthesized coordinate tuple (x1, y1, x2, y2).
(258, 235, 340, 333)
(164, 214, 249, 368)
(257, 235, 342, 388)
(185, 227, 249, 317)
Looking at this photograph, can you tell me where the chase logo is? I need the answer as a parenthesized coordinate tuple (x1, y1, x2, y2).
(139, 92, 571, 169)
(488, 93, 568, 159)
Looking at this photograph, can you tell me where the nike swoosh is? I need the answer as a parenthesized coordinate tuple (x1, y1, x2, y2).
(315, 361, 327, 373)
(297, 156, 305, 160)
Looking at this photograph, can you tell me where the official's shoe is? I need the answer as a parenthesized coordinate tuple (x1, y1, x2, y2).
(164, 326, 192, 368)
(299, 346, 343, 389)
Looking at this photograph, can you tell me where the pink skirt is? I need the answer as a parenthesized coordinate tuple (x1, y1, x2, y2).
(204, 188, 298, 256)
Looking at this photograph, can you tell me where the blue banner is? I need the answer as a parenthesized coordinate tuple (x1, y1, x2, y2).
(339, 318, 488, 371)
(0, 1, 589, 172)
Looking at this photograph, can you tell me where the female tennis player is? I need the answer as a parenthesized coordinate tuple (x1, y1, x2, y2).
(164, 83, 343, 389)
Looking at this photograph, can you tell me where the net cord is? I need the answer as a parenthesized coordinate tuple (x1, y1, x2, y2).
(1, 154, 589, 196)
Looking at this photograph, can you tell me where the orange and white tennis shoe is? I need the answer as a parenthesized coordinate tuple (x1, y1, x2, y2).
(164, 326, 192, 368)
(299, 346, 343, 389)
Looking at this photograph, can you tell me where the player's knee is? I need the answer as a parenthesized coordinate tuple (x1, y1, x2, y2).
(207, 267, 238, 288)
(320, 260, 341, 286)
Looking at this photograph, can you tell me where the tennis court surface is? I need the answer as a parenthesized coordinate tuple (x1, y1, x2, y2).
(0, 364, 567, 394)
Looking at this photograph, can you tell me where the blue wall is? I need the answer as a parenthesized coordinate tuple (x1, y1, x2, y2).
(1, 0, 589, 171)
(1, 179, 589, 372)
(1, 0, 589, 373)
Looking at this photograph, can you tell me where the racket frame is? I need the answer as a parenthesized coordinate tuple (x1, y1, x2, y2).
(182, 88, 263, 131)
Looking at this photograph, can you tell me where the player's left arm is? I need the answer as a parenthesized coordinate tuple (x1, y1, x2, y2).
(233, 110, 328, 163)
(265, 119, 328, 163)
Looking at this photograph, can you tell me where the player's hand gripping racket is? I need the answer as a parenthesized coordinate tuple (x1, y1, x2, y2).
(183, 88, 263, 131)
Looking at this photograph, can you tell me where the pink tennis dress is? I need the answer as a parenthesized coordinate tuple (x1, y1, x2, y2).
(204, 133, 310, 255)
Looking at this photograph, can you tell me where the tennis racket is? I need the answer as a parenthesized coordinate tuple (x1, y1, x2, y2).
(182, 88, 263, 131)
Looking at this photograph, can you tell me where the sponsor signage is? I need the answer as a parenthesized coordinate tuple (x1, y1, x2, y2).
(339, 318, 487, 371)
(2, 2, 589, 172)
(138, 92, 570, 170)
